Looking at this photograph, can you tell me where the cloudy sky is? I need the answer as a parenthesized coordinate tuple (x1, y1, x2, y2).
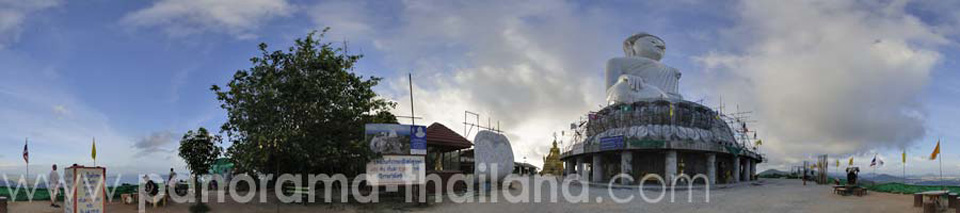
(1, 0, 959, 178)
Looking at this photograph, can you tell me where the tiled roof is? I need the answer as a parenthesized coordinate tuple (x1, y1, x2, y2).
(425, 122, 473, 149)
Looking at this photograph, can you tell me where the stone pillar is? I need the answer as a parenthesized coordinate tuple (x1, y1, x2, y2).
(732, 156, 740, 183)
(576, 157, 586, 181)
(740, 158, 750, 181)
(665, 150, 677, 184)
(621, 151, 633, 185)
(706, 153, 716, 185)
(750, 159, 757, 181)
(592, 154, 603, 182)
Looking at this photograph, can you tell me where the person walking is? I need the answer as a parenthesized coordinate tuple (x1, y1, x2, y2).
(48, 164, 60, 208)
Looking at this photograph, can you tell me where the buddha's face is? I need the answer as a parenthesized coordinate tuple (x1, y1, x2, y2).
(631, 36, 665, 61)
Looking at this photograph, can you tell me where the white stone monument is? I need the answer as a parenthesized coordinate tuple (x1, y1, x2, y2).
(605, 32, 683, 104)
(473, 130, 515, 181)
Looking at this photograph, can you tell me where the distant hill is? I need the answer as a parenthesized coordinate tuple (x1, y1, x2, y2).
(862, 174, 906, 183)
(915, 179, 960, 186)
(759, 169, 789, 176)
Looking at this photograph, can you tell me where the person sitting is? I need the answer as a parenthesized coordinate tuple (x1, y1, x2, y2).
(142, 175, 159, 197)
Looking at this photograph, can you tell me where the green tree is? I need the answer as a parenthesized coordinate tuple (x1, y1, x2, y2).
(178, 127, 222, 213)
(211, 28, 397, 177)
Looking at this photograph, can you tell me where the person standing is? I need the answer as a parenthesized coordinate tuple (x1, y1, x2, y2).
(168, 168, 177, 195)
(48, 164, 60, 208)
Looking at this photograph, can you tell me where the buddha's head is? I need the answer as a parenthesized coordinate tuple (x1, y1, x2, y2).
(623, 32, 665, 61)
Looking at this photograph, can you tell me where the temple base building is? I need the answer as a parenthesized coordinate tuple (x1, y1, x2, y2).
(560, 32, 762, 185)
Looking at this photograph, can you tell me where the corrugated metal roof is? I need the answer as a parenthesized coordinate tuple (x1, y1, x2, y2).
(425, 122, 473, 149)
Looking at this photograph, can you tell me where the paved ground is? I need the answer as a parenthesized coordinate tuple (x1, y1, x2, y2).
(7, 178, 917, 212)
(423, 178, 915, 213)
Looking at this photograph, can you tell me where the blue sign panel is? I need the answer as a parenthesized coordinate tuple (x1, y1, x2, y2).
(600, 136, 624, 150)
(365, 123, 428, 155)
(410, 125, 427, 155)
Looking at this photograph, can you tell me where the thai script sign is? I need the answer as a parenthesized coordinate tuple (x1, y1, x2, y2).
(63, 166, 105, 213)
(365, 155, 425, 186)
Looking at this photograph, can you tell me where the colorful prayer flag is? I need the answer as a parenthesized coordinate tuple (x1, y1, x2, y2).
(848, 157, 854, 166)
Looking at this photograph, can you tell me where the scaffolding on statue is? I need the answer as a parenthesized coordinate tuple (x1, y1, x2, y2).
(717, 104, 761, 154)
(462, 111, 502, 139)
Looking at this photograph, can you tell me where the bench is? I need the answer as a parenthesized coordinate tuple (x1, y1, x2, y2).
(949, 193, 958, 208)
(832, 186, 851, 196)
(925, 202, 937, 213)
(852, 187, 867, 196)
(284, 186, 314, 204)
(1, 196, 7, 213)
(144, 194, 167, 208)
(915, 193, 923, 207)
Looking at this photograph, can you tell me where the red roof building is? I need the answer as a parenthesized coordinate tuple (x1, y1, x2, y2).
(425, 122, 472, 152)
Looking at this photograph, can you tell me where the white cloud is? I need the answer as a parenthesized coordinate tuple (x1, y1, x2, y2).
(133, 131, 178, 157)
(307, 0, 619, 167)
(307, 0, 374, 41)
(695, 0, 949, 168)
(121, 0, 292, 39)
(0, 0, 61, 48)
(305, 0, 958, 173)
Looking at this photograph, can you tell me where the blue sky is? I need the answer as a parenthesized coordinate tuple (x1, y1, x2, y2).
(1, 0, 959, 178)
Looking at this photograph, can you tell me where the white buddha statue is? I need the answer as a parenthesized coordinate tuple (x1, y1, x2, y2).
(605, 33, 682, 104)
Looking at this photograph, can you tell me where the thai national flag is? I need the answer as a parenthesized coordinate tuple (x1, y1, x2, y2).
(870, 155, 883, 167)
(23, 139, 28, 164)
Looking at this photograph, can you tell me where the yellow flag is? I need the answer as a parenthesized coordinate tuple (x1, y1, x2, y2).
(669, 104, 675, 117)
(835, 159, 840, 167)
(930, 140, 940, 160)
(755, 139, 763, 146)
(92, 137, 97, 161)
(848, 157, 854, 166)
(902, 150, 906, 163)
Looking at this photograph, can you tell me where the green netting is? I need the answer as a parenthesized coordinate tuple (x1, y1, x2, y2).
(864, 183, 960, 194)
(0, 185, 137, 201)
(209, 158, 235, 175)
(724, 145, 741, 156)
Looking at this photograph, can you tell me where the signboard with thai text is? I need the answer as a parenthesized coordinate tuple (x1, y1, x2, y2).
(63, 166, 105, 213)
(365, 155, 425, 186)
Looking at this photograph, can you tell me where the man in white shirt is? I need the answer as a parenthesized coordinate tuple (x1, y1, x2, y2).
(48, 164, 60, 208)
(168, 168, 177, 195)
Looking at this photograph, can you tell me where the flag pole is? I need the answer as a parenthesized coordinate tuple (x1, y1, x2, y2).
(939, 137, 943, 190)
(25, 137, 29, 185)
